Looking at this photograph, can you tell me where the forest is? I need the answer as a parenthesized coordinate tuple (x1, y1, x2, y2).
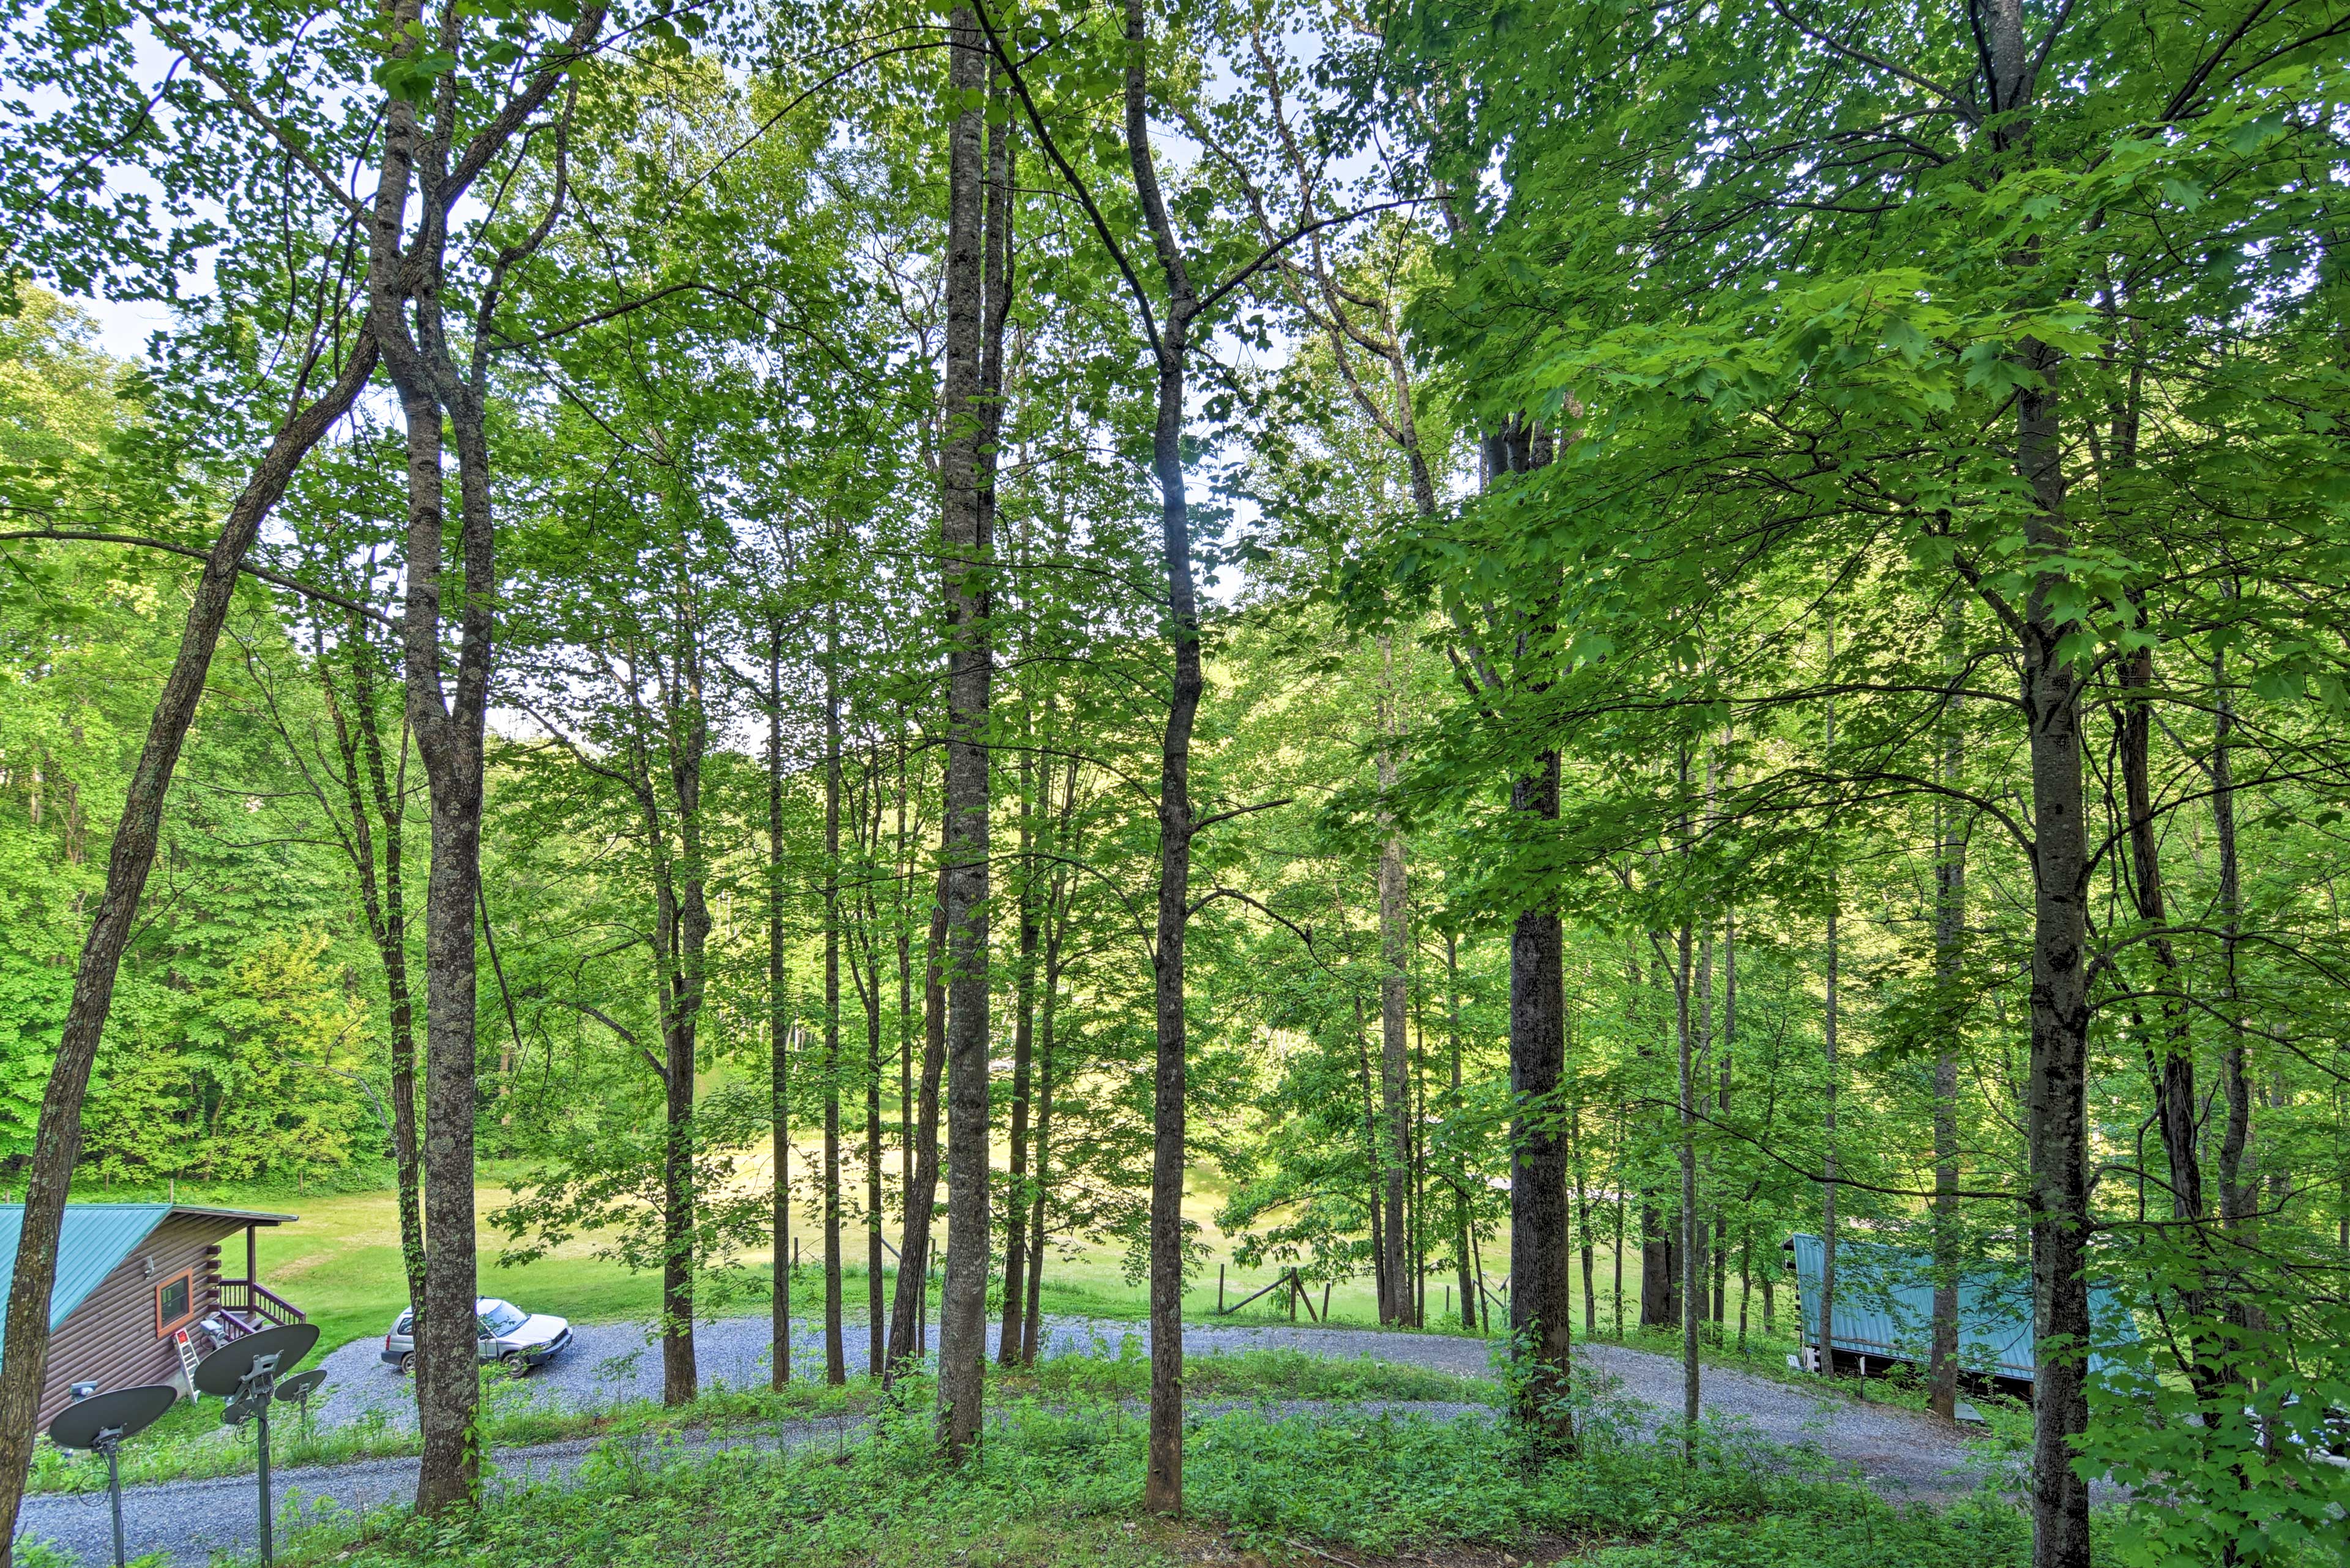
(1, 0, 2348, 1564)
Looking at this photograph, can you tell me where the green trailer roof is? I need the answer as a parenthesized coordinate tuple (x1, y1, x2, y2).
(0, 1204, 294, 1337)
(1785, 1232, 2136, 1382)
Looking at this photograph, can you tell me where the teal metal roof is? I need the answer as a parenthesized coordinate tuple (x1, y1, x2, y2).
(0, 1204, 173, 1336)
(0, 1204, 295, 1337)
(1786, 1233, 2137, 1383)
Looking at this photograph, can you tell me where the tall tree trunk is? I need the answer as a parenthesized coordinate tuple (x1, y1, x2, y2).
(1000, 745, 1039, 1364)
(1354, 988, 1389, 1321)
(1637, 943, 1674, 1332)
(1447, 932, 1477, 1331)
(1376, 638, 1412, 1324)
(659, 610, 711, 1408)
(315, 620, 427, 1332)
(866, 916, 887, 1378)
(1412, 1007, 1428, 1324)
(1023, 989, 1058, 1365)
(1717, 898, 1736, 1326)
(895, 723, 915, 1340)
(1023, 754, 1080, 1363)
(2018, 449, 2095, 1568)
(1694, 908, 1713, 1342)
(1975, 6, 2094, 1558)
(2211, 638, 2258, 1296)
(2122, 644, 2201, 1230)
(1509, 751, 1574, 1450)
(367, 4, 599, 1502)
(403, 376, 493, 1512)
(822, 602, 846, 1387)
(1819, 678, 1840, 1381)
(769, 623, 791, 1389)
(886, 867, 949, 1378)
(661, 976, 698, 1404)
(0, 333, 374, 1555)
(935, 4, 997, 1458)
(1674, 920, 1701, 1462)
(1612, 1126, 1627, 1338)
(1568, 1096, 1595, 1334)
(1930, 625, 1967, 1419)
(1819, 891, 1840, 1378)
(1106, 0, 1209, 1509)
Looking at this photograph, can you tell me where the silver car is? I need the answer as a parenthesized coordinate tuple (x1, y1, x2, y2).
(380, 1297, 572, 1374)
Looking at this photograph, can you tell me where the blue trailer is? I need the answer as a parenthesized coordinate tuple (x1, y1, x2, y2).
(1783, 1233, 2136, 1395)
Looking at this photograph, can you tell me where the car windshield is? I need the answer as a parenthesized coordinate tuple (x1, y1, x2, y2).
(479, 1301, 528, 1335)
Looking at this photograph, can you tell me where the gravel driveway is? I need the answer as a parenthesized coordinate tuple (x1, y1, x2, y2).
(307, 1315, 1489, 1432)
(21, 1317, 2006, 1564)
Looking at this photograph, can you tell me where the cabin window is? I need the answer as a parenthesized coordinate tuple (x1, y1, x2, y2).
(155, 1271, 195, 1337)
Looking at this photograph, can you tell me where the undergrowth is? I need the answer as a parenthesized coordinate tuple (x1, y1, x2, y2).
(267, 1395, 2046, 1568)
(21, 1348, 1482, 1495)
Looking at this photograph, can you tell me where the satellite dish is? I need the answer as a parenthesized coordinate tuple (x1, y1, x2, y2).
(47, 1384, 180, 1568)
(275, 1368, 327, 1405)
(190, 1323, 323, 1568)
(46, 1384, 177, 1450)
(192, 1323, 319, 1397)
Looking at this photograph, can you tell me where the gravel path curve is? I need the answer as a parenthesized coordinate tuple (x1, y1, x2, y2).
(21, 1317, 2005, 1564)
(308, 1315, 1450, 1432)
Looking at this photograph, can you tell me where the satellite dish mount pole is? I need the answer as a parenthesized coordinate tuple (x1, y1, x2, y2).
(236, 1352, 283, 1567)
(192, 1320, 321, 1568)
(44, 1383, 179, 1568)
(256, 1373, 272, 1567)
(92, 1424, 127, 1568)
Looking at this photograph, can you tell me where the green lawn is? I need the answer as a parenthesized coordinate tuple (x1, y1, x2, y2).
(136, 1153, 1545, 1357)
(130, 1154, 1804, 1370)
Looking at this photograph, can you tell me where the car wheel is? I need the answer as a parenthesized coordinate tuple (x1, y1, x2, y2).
(399, 1352, 416, 1375)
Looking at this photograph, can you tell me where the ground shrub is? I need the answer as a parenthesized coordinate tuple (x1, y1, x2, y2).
(279, 1398, 2044, 1567)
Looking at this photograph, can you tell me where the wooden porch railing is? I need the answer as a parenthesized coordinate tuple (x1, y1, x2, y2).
(212, 1278, 307, 1342)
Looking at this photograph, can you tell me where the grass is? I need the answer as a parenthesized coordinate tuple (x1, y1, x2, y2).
(255, 1392, 2050, 1568)
(24, 1348, 1491, 1495)
(126, 1157, 1461, 1362)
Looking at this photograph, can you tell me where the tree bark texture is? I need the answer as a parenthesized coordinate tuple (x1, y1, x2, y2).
(2015, 336, 2095, 1568)
(865, 933, 886, 1379)
(1115, 0, 1207, 1511)
(1972, 5, 2094, 1556)
(1930, 635, 1966, 1419)
(821, 606, 846, 1387)
(936, 4, 994, 1460)
(1674, 922, 1700, 1459)
(2211, 642, 2255, 1242)
(1447, 935, 1478, 1331)
(1818, 668, 1840, 1382)
(886, 868, 949, 1378)
(368, 3, 602, 1504)
(1376, 638, 1412, 1325)
(1000, 747, 1039, 1363)
(769, 625, 791, 1389)
(1509, 755, 1575, 1450)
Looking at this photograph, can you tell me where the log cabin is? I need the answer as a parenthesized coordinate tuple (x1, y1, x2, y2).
(0, 1203, 304, 1428)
